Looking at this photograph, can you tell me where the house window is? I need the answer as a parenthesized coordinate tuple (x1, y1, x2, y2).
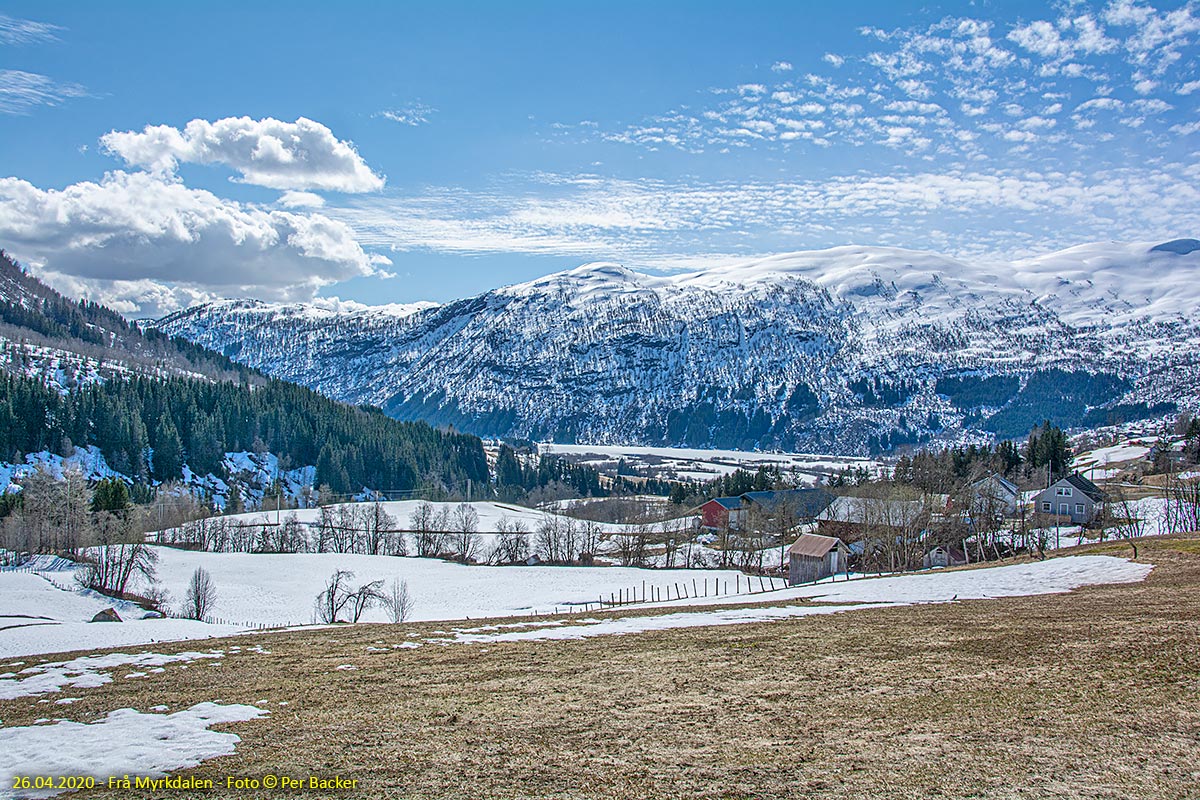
(1041, 502, 1051, 512)
(1055, 487, 1072, 496)
(1075, 503, 1084, 514)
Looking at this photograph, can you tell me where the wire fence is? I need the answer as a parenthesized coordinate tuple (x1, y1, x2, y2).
(588, 572, 789, 610)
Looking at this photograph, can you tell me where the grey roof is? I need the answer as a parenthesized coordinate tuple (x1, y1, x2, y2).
(816, 495, 927, 527)
(972, 473, 1018, 495)
(1062, 472, 1106, 502)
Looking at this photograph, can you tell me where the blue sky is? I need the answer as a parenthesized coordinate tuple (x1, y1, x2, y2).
(1, 0, 1198, 316)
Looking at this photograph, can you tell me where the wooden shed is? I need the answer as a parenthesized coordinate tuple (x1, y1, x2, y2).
(922, 545, 968, 569)
(788, 533, 850, 585)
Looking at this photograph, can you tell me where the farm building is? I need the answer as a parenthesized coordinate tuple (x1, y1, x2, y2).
(788, 533, 850, 585)
(970, 473, 1019, 517)
(699, 496, 746, 530)
(1032, 473, 1106, 524)
(816, 495, 928, 541)
(699, 488, 834, 531)
(922, 545, 968, 569)
(741, 488, 834, 520)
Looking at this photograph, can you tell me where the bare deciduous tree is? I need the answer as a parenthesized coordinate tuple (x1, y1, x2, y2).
(451, 503, 480, 563)
(77, 542, 159, 598)
(348, 579, 387, 623)
(313, 569, 356, 623)
(182, 566, 217, 620)
(411, 501, 447, 558)
(360, 502, 398, 555)
(384, 577, 415, 623)
(1106, 485, 1145, 559)
(1164, 473, 1200, 535)
(492, 517, 530, 564)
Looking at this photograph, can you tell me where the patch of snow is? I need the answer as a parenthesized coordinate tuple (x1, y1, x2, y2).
(430, 555, 1151, 644)
(0, 703, 266, 798)
(0, 651, 223, 700)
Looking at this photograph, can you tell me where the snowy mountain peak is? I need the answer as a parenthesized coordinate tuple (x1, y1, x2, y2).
(151, 240, 1200, 454)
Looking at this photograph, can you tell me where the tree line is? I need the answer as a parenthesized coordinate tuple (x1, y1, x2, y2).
(0, 371, 489, 495)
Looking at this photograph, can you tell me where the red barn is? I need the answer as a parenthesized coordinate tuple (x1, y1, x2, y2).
(699, 496, 745, 530)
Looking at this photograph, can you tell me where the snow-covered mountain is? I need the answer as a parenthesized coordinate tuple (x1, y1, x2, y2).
(150, 240, 1200, 454)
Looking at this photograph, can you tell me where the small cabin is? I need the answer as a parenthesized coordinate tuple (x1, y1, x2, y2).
(922, 545, 968, 569)
(788, 533, 850, 585)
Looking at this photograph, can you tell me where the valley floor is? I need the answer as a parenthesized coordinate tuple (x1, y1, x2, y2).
(1, 538, 1197, 799)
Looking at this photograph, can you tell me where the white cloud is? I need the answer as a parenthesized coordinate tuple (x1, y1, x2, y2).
(1131, 98, 1171, 113)
(1008, 20, 1065, 58)
(0, 70, 86, 114)
(771, 61, 793, 72)
(1008, 13, 1117, 61)
(100, 117, 385, 193)
(0, 13, 61, 45)
(277, 190, 326, 208)
(823, 53, 845, 67)
(378, 103, 435, 126)
(0, 171, 381, 317)
(1103, 0, 1200, 73)
(588, 4, 1197, 162)
(327, 165, 1200, 268)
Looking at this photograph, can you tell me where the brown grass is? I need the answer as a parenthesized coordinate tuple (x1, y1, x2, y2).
(4, 537, 1199, 799)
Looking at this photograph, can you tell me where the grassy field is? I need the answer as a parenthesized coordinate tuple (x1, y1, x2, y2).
(4, 537, 1199, 799)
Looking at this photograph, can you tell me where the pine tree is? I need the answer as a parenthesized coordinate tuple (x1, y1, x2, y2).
(151, 414, 184, 481)
(91, 477, 131, 513)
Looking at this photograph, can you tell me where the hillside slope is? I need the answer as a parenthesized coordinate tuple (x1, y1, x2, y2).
(0, 251, 488, 498)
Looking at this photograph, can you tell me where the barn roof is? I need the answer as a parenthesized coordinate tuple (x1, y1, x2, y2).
(816, 495, 926, 526)
(704, 496, 743, 510)
(788, 532, 845, 558)
(741, 488, 835, 518)
(926, 544, 967, 561)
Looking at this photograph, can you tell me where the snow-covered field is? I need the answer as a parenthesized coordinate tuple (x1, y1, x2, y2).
(1071, 439, 1155, 479)
(0, 550, 752, 658)
(146, 547, 749, 628)
(155, 498, 697, 553)
(537, 443, 879, 483)
(1, 545, 1154, 660)
(184, 499, 598, 537)
(0, 570, 242, 659)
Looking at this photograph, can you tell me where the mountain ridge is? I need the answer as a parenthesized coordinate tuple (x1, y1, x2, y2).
(150, 240, 1200, 454)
